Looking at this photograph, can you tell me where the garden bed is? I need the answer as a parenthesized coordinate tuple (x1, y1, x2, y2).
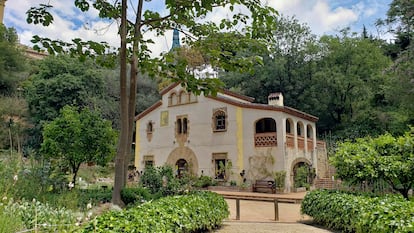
(301, 190, 414, 233)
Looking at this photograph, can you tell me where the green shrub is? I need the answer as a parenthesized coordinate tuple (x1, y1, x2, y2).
(140, 165, 186, 196)
(301, 190, 414, 233)
(76, 189, 112, 209)
(273, 171, 286, 189)
(121, 187, 152, 206)
(194, 175, 214, 188)
(2, 197, 80, 232)
(38, 190, 81, 210)
(294, 166, 309, 188)
(80, 191, 229, 232)
(0, 205, 24, 233)
(0, 151, 21, 197)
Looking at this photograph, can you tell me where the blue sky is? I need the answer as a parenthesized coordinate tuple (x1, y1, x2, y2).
(3, 0, 393, 56)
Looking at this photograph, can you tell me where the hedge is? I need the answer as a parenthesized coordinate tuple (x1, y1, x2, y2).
(301, 190, 414, 233)
(80, 191, 229, 232)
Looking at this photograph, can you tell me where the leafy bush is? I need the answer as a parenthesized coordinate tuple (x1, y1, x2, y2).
(301, 190, 414, 233)
(194, 175, 214, 188)
(294, 166, 309, 188)
(2, 197, 80, 232)
(80, 191, 229, 232)
(0, 151, 19, 198)
(121, 187, 152, 206)
(0, 151, 69, 201)
(0, 205, 24, 233)
(15, 163, 68, 200)
(77, 189, 112, 209)
(140, 165, 185, 196)
(273, 171, 286, 189)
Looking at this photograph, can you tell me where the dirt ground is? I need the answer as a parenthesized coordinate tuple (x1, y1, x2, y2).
(214, 222, 333, 233)
(211, 191, 333, 233)
(225, 199, 310, 222)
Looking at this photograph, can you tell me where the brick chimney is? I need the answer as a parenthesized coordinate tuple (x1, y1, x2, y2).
(268, 92, 283, 106)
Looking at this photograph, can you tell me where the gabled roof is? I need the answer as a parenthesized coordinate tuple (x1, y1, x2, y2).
(135, 100, 162, 121)
(206, 95, 318, 122)
(219, 89, 255, 103)
(136, 82, 318, 122)
(159, 82, 181, 95)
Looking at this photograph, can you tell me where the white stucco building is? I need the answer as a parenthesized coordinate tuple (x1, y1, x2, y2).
(134, 82, 328, 192)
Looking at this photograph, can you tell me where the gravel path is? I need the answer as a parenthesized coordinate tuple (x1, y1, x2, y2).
(210, 191, 334, 233)
(213, 222, 333, 233)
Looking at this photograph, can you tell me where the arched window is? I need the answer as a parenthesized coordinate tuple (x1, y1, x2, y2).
(285, 118, 294, 148)
(183, 118, 188, 134)
(256, 118, 277, 133)
(255, 118, 277, 147)
(286, 118, 293, 134)
(176, 116, 189, 135)
(306, 124, 314, 151)
(306, 125, 313, 138)
(297, 121, 304, 137)
(171, 92, 178, 105)
(213, 108, 227, 132)
(179, 91, 188, 104)
(177, 118, 182, 134)
(297, 121, 305, 149)
(147, 121, 153, 133)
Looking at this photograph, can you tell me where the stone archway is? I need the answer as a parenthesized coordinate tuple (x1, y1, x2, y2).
(166, 146, 199, 175)
(290, 158, 312, 189)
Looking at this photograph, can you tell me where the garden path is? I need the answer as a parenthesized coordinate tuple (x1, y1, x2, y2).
(211, 190, 333, 233)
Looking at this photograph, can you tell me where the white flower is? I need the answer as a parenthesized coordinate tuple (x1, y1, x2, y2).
(13, 175, 18, 181)
(2, 196, 7, 201)
(68, 182, 74, 189)
(86, 203, 92, 209)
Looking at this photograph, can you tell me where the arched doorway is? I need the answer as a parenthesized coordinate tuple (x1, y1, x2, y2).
(166, 146, 199, 175)
(175, 159, 188, 177)
(291, 158, 314, 189)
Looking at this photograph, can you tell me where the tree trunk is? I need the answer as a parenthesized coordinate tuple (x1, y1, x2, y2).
(124, 0, 143, 183)
(112, 0, 128, 207)
(399, 187, 410, 200)
(8, 125, 13, 156)
(71, 163, 82, 188)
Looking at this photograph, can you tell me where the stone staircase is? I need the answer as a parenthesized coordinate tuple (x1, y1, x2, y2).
(314, 178, 337, 189)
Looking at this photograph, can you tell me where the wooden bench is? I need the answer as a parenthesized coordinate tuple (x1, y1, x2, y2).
(253, 180, 276, 194)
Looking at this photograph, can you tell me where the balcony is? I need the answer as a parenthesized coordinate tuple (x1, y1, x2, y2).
(255, 132, 277, 147)
(298, 136, 305, 150)
(307, 139, 314, 151)
(286, 133, 294, 148)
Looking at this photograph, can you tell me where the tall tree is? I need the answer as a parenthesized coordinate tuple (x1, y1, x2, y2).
(0, 25, 26, 96)
(385, 43, 414, 130)
(386, 0, 414, 50)
(24, 55, 106, 124)
(23, 55, 125, 155)
(0, 25, 28, 153)
(27, 1, 278, 205)
(376, 0, 414, 58)
(308, 29, 391, 137)
(220, 15, 319, 107)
